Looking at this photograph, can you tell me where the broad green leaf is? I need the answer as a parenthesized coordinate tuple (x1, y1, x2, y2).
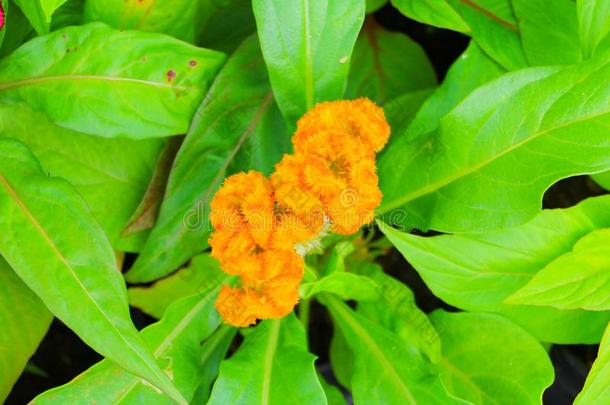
(253, 0, 365, 124)
(126, 36, 290, 283)
(197, 0, 256, 54)
(34, 265, 227, 404)
(129, 255, 223, 319)
(404, 41, 504, 140)
(323, 295, 465, 404)
(513, 0, 581, 66)
(431, 311, 554, 404)
(0, 138, 186, 404)
(0, 103, 163, 250)
(507, 228, 610, 310)
(208, 315, 327, 405)
(578, 0, 610, 59)
(379, 53, 610, 233)
(575, 322, 610, 404)
(593, 171, 610, 190)
(0, 258, 52, 402)
(390, 0, 468, 32)
(300, 272, 380, 301)
(0, 23, 226, 138)
(13, 0, 49, 35)
(346, 21, 436, 104)
(356, 264, 442, 363)
(448, 0, 528, 70)
(378, 196, 610, 344)
(84, 0, 200, 42)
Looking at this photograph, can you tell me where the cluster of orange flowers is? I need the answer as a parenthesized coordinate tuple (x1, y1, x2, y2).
(209, 98, 391, 327)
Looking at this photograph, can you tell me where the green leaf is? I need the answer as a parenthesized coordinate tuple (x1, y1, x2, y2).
(356, 264, 442, 363)
(0, 102, 163, 250)
(448, 0, 528, 70)
(575, 322, 610, 404)
(129, 255, 224, 319)
(0, 23, 226, 138)
(390, 0, 468, 32)
(346, 20, 436, 104)
(0, 138, 186, 404)
(209, 315, 327, 405)
(377, 195, 610, 344)
(403, 41, 504, 141)
(34, 265, 227, 404)
(593, 171, 610, 191)
(300, 272, 380, 301)
(323, 295, 466, 404)
(578, 0, 610, 59)
(83, 0, 201, 42)
(379, 53, 610, 233)
(126, 35, 290, 283)
(13, 0, 49, 35)
(507, 228, 610, 310)
(513, 0, 581, 66)
(253, 0, 365, 124)
(431, 311, 554, 404)
(0, 257, 52, 402)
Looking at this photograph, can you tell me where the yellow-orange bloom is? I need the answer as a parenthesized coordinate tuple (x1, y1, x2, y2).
(215, 257, 302, 328)
(272, 136, 381, 235)
(215, 281, 301, 327)
(293, 98, 391, 153)
(209, 171, 275, 249)
(210, 98, 390, 327)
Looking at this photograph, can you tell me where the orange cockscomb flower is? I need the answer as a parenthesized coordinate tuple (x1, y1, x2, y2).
(209, 170, 275, 249)
(215, 253, 303, 327)
(293, 98, 391, 153)
(210, 98, 390, 327)
(273, 131, 382, 235)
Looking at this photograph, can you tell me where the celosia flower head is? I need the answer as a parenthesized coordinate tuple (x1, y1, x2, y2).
(210, 98, 390, 327)
(293, 98, 391, 153)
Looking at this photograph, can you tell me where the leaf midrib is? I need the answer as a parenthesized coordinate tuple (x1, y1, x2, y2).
(458, 0, 518, 31)
(0, 174, 164, 391)
(261, 320, 281, 405)
(0, 74, 194, 92)
(378, 94, 610, 214)
(302, 0, 314, 110)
